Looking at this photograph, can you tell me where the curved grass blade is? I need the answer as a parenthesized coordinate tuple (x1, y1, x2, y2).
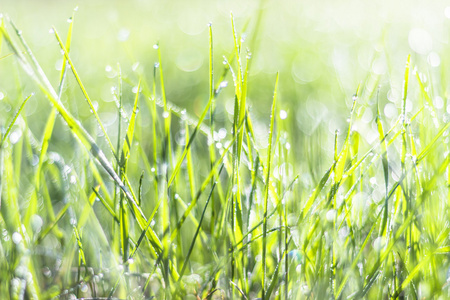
(52, 27, 117, 159)
(178, 165, 223, 282)
(0, 93, 33, 149)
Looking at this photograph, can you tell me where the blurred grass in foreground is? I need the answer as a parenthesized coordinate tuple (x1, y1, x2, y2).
(1, 0, 450, 299)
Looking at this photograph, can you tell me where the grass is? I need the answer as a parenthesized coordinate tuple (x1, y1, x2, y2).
(1, 1, 450, 299)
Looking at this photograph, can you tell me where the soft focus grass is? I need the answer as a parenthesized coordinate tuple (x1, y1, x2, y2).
(2, 1, 450, 299)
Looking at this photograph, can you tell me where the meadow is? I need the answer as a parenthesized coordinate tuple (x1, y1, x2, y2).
(1, 0, 450, 299)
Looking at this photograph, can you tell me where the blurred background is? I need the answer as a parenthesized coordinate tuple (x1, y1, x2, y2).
(1, 0, 450, 176)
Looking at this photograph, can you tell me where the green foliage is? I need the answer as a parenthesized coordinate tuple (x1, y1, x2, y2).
(1, 2, 450, 299)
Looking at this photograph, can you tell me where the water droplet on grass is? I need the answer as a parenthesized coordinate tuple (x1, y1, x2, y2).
(67, 17, 73, 23)
(280, 110, 287, 120)
(219, 81, 228, 88)
(428, 52, 441, 67)
(12, 232, 22, 244)
(153, 44, 159, 50)
(31, 215, 43, 233)
(326, 209, 336, 222)
(9, 129, 22, 144)
(49, 28, 54, 34)
(162, 111, 170, 118)
(433, 96, 444, 109)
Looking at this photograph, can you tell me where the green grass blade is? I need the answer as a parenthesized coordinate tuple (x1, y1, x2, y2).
(120, 80, 140, 169)
(262, 73, 278, 300)
(178, 166, 223, 281)
(52, 27, 117, 158)
(0, 93, 33, 149)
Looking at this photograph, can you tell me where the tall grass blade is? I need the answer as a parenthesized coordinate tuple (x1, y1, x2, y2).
(262, 73, 278, 300)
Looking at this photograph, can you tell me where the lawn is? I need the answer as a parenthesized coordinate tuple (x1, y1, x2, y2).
(1, 0, 450, 299)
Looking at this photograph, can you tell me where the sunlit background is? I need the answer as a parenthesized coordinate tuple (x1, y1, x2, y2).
(2, 0, 450, 167)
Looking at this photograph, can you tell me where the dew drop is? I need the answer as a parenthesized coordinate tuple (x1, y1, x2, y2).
(153, 44, 159, 50)
(325, 209, 336, 222)
(49, 28, 55, 34)
(12, 232, 22, 244)
(232, 184, 238, 194)
(219, 81, 228, 88)
(162, 111, 170, 118)
(280, 110, 287, 120)
(67, 17, 73, 23)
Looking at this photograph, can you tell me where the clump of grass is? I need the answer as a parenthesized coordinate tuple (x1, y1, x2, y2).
(1, 5, 450, 300)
